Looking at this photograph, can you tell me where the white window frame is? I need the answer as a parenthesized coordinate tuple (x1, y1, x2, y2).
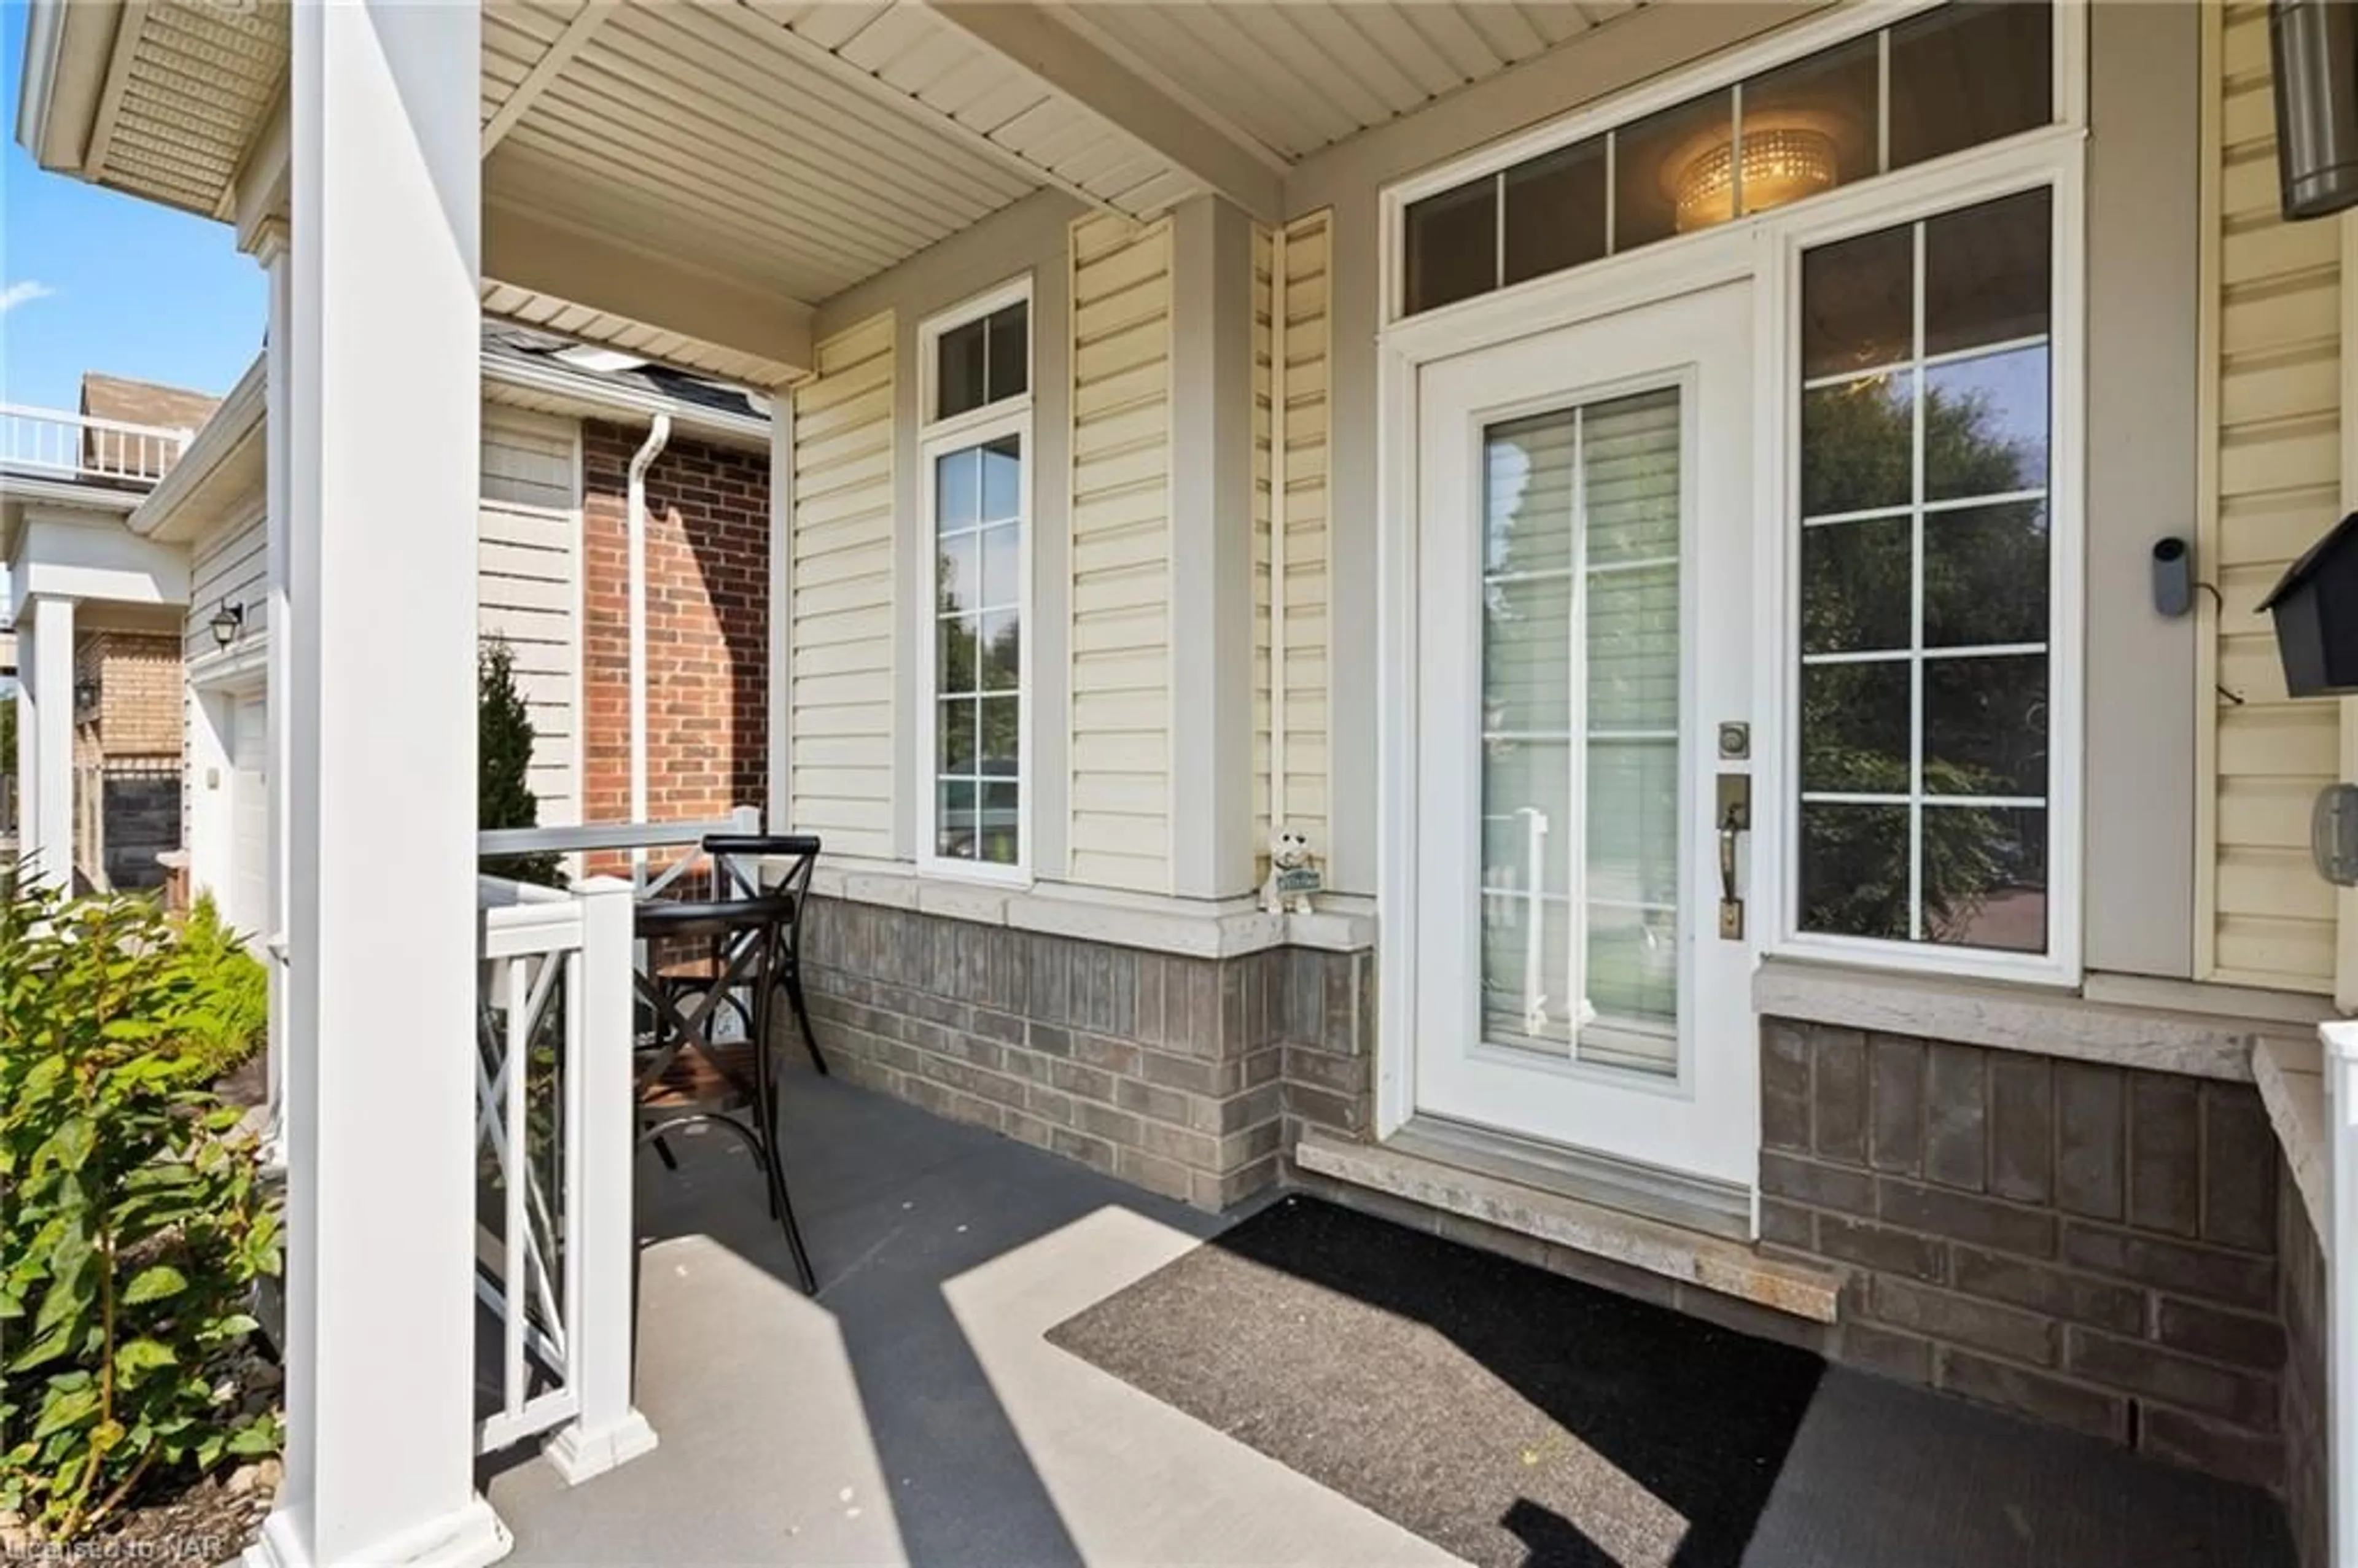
(916, 276, 1035, 886)
(1371, 2, 2088, 1125)
(1757, 141, 2087, 989)
(1379, 0, 2088, 327)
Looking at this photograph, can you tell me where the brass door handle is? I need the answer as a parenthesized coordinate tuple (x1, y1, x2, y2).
(1718, 801, 1747, 906)
(1716, 791, 1749, 940)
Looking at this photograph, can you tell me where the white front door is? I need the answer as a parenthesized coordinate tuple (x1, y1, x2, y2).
(230, 694, 270, 943)
(1412, 281, 1756, 1191)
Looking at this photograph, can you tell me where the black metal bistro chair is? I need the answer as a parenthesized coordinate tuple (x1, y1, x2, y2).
(633, 893, 817, 1294)
(672, 833, 827, 1077)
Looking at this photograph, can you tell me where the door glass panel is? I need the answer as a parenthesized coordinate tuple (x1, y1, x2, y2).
(1478, 390, 1683, 1079)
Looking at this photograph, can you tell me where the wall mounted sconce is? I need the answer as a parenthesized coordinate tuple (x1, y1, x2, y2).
(211, 601, 246, 649)
(74, 677, 99, 715)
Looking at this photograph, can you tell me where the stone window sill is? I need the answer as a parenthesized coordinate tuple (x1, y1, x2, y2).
(2255, 1034, 2329, 1252)
(792, 854, 1377, 959)
(1753, 957, 2321, 1084)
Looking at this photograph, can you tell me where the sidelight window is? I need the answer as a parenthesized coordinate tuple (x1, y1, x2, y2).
(1792, 188, 2055, 955)
(920, 281, 1032, 878)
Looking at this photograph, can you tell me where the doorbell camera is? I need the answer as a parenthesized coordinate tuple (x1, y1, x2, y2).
(2153, 537, 2195, 618)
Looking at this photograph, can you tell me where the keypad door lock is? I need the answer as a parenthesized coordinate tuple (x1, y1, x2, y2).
(1716, 774, 1751, 941)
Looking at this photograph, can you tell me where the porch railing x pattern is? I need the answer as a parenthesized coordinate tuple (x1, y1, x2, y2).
(469, 810, 761, 1481)
(0, 403, 192, 486)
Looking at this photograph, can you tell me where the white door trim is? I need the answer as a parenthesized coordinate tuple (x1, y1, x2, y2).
(1377, 130, 2091, 1138)
(1376, 228, 1757, 1141)
(1406, 281, 1758, 1187)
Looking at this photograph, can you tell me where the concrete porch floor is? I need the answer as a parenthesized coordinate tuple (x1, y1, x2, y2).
(483, 1066, 2292, 1567)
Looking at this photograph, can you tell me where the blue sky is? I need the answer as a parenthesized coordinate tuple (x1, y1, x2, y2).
(1, 1, 264, 413)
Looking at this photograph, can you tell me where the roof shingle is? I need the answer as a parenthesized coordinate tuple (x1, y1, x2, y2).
(78, 373, 220, 438)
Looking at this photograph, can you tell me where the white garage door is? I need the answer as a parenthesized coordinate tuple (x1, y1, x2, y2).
(230, 696, 269, 941)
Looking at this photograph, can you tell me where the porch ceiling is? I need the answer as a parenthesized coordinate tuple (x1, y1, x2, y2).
(479, 1, 1198, 308)
(1058, 1, 1646, 162)
(31, 0, 1654, 384)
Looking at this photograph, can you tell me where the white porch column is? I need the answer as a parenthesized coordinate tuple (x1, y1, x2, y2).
(19, 594, 76, 887)
(766, 395, 794, 831)
(251, 2, 497, 1566)
(13, 622, 37, 858)
(255, 219, 294, 1147)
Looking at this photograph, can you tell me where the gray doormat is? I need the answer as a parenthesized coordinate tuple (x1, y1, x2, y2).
(1048, 1194, 1821, 1567)
(1047, 1194, 2295, 1568)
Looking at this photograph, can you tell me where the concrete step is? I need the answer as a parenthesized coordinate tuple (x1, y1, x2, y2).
(1295, 1129, 1842, 1324)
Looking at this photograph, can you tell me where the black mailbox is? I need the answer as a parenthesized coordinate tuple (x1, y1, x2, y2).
(2259, 511, 2358, 697)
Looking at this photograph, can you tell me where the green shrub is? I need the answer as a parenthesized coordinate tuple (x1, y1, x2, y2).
(0, 874, 282, 1542)
(480, 638, 565, 888)
(168, 896, 269, 1085)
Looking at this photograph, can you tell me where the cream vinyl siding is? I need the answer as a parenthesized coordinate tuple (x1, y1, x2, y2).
(1277, 212, 1334, 861)
(1068, 213, 1175, 893)
(1252, 223, 1275, 865)
(479, 411, 582, 828)
(185, 508, 267, 665)
(790, 312, 898, 860)
(2200, 4, 2344, 992)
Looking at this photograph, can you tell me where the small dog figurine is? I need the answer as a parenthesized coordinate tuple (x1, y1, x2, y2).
(1261, 828, 1317, 916)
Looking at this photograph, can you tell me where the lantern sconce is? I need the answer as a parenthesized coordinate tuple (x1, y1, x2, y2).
(74, 676, 99, 715)
(211, 600, 246, 650)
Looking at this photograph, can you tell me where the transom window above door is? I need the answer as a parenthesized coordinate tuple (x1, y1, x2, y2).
(919, 279, 1033, 880)
(1398, 0, 2057, 316)
(934, 298, 1027, 421)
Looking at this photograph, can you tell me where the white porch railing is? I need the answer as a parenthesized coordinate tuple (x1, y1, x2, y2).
(483, 806, 762, 898)
(472, 869, 654, 1482)
(467, 809, 761, 1485)
(0, 403, 192, 485)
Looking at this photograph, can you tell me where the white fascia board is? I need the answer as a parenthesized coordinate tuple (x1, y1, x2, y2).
(13, 512, 190, 618)
(14, 0, 115, 173)
(226, 93, 290, 241)
(0, 476, 141, 518)
(480, 355, 773, 449)
(1, 482, 136, 576)
(129, 353, 268, 541)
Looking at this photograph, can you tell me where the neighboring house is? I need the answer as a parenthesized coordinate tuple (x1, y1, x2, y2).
(17, 4, 2358, 1567)
(41, 329, 773, 938)
(1, 373, 206, 891)
(71, 625, 182, 890)
(9, 351, 765, 913)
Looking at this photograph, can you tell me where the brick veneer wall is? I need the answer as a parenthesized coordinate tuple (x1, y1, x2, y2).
(2281, 1165, 2328, 1568)
(70, 632, 183, 890)
(78, 632, 182, 756)
(580, 422, 769, 835)
(1761, 1020, 2288, 1490)
(796, 895, 1374, 1211)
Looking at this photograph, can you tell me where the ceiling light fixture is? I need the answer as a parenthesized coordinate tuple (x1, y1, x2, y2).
(1675, 127, 1838, 233)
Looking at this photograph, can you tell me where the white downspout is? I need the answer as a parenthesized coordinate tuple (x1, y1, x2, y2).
(627, 414, 671, 868)
(1269, 223, 1290, 843)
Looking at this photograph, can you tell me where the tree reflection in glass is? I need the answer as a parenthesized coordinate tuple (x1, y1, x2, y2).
(935, 435, 1022, 864)
(1795, 188, 2052, 953)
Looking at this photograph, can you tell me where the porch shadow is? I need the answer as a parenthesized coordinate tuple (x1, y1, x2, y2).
(1048, 1193, 2300, 1568)
(1048, 1193, 1824, 1568)
(483, 1058, 1226, 1566)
